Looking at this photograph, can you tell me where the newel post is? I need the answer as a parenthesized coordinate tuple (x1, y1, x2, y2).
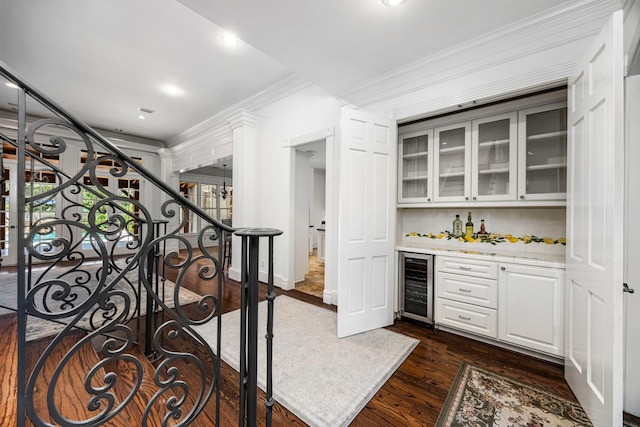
(235, 227, 282, 427)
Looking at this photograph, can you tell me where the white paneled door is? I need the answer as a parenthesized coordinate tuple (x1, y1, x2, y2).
(337, 109, 396, 338)
(566, 10, 624, 426)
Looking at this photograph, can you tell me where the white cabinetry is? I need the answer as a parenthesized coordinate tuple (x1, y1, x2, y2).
(397, 92, 567, 206)
(471, 112, 518, 201)
(434, 254, 565, 358)
(517, 103, 567, 201)
(498, 263, 565, 357)
(427, 113, 519, 203)
(435, 256, 498, 338)
(433, 122, 471, 202)
(398, 130, 433, 202)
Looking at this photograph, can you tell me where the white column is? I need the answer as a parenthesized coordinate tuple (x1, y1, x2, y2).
(226, 110, 258, 281)
(157, 148, 180, 254)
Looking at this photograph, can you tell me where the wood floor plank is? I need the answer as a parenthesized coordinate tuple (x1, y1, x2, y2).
(0, 315, 19, 426)
(25, 330, 131, 427)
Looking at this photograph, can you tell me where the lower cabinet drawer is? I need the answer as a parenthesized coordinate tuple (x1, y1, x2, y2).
(437, 273, 497, 309)
(435, 298, 497, 338)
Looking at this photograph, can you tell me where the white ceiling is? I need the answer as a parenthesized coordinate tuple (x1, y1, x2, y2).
(0, 0, 599, 144)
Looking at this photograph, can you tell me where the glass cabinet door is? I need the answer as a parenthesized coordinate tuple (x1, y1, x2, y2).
(518, 102, 567, 200)
(471, 112, 517, 201)
(398, 130, 432, 202)
(434, 122, 471, 201)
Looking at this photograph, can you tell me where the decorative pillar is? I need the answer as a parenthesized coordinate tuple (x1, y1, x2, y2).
(158, 148, 180, 254)
(226, 110, 259, 281)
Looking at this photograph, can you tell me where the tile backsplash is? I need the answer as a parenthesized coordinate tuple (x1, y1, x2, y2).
(400, 207, 566, 256)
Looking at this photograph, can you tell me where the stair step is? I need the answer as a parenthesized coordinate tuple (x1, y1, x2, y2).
(0, 315, 19, 426)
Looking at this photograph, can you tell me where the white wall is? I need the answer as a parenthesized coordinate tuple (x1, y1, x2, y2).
(252, 85, 340, 289)
(311, 169, 326, 248)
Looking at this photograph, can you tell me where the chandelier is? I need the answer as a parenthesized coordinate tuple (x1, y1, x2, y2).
(221, 163, 228, 200)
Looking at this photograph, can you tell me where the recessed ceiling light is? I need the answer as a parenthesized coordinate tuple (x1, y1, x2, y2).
(382, 0, 406, 6)
(4, 82, 19, 89)
(138, 115, 146, 120)
(221, 33, 240, 46)
(160, 84, 184, 97)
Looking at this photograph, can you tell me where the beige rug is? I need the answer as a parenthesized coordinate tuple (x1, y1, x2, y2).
(193, 295, 418, 427)
(0, 266, 202, 341)
(436, 362, 592, 426)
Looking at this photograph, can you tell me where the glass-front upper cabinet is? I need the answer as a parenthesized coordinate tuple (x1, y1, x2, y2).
(471, 112, 518, 201)
(518, 102, 567, 200)
(398, 130, 433, 203)
(433, 122, 471, 202)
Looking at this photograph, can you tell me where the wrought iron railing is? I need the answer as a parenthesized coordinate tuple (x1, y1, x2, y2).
(0, 61, 281, 426)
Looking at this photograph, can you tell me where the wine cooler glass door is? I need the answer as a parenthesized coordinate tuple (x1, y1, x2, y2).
(400, 252, 434, 324)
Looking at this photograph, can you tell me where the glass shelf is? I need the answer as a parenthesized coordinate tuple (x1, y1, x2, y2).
(527, 130, 567, 141)
(478, 139, 510, 148)
(403, 151, 428, 159)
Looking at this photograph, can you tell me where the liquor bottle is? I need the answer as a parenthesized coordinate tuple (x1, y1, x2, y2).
(478, 219, 488, 236)
(453, 215, 463, 236)
(465, 211, 474, 238)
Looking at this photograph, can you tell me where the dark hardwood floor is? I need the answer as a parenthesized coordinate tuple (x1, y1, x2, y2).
(11, 257, 638, 426)
(173, 267, 577, 427)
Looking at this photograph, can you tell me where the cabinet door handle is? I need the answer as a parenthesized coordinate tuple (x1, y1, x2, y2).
(459, 288, 471, 293)
(472, 196, 477, 201)
(459, 266, 472, 271)
(458, 315, 471, 321)
(465, 196, 469, 200)
(624, 283, 635, 294)
(520, 195, 525, 200)
(501, 266, 506, 271)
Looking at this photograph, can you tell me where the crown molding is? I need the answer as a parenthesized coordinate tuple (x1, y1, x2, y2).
(226, 110, 257, 130)
(394, 64, 571, 122)
(340, 0, 621, 108)
(166, 73, 312, 148)
(169, 121, 233, 154)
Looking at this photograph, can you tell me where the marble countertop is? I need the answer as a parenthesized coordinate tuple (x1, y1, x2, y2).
(396, 241, 566, 269)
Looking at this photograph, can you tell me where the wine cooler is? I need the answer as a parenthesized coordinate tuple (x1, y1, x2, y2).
(399, 252, 434, 325)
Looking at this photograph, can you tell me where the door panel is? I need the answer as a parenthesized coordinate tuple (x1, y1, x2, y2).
(337, 109, 396, 338)
(0, 165, 16, 266)
(566, 10, 624, 426)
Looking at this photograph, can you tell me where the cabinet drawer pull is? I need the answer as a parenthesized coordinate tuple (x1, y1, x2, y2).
(458, 315, 471, 321)
(459, 266, 472, 271)
(458, 288, 471, 293)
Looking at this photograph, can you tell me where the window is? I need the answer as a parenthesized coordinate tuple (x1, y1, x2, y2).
(178, 179, 232, 233)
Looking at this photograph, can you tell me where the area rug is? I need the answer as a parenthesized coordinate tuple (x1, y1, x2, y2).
(193, 295, 419, 427)
(0, 266, 202, 341)
(435, 362, 592, 426)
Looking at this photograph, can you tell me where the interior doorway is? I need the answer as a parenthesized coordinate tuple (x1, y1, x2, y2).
(291, 140, 326, 299)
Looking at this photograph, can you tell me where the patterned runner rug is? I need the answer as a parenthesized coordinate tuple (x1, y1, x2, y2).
(436, 362, 592, 426)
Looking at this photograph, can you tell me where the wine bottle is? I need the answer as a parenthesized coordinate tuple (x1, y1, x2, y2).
(453, 215, 463, 236)
(478, 219, 488, 237)
(465, 211, 474, 238)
